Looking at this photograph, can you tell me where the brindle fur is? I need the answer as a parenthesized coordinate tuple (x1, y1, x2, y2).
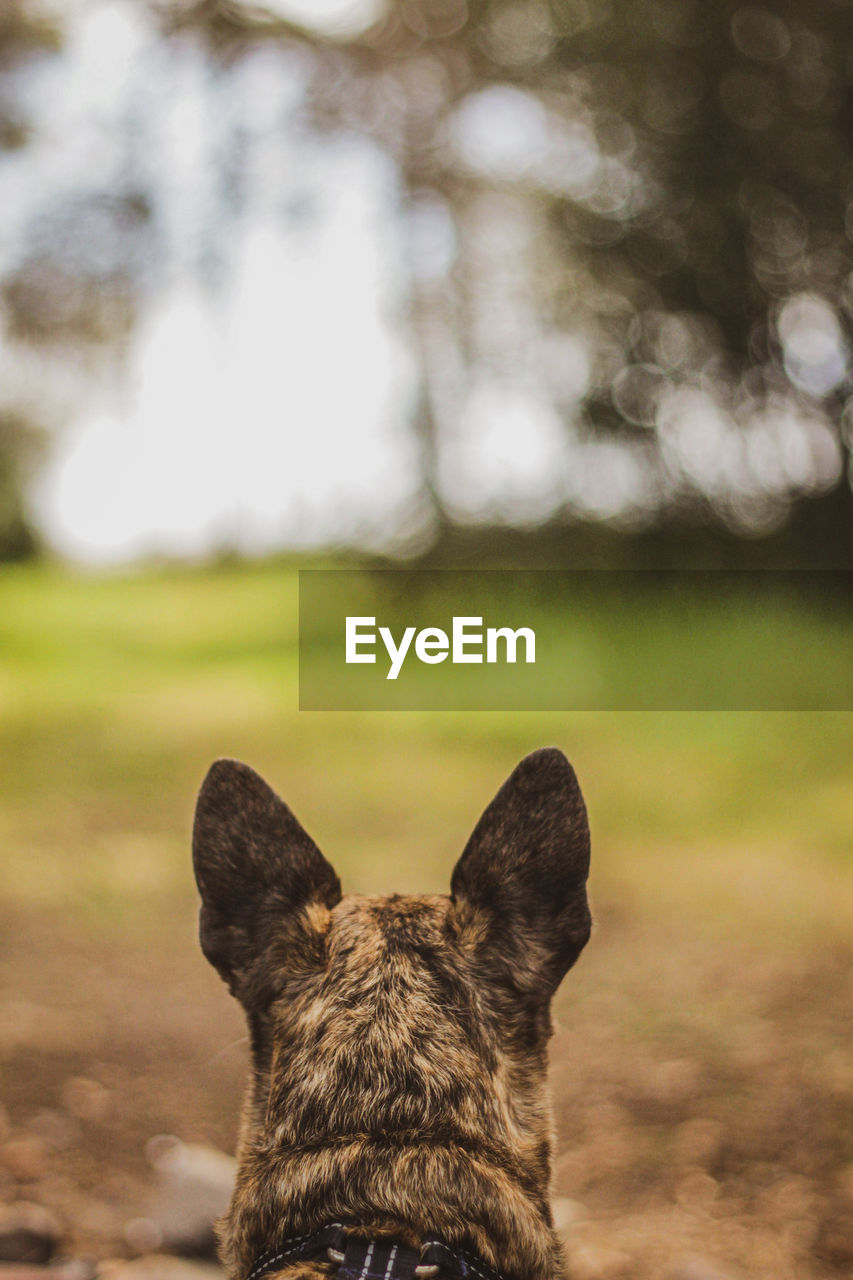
(192, 749, 591, 1280)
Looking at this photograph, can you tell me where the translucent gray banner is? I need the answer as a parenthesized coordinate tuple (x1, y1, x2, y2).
(298, 570, 853, 710)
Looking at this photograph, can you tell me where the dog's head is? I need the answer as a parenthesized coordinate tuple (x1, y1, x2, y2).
(193, 749, 591, 1280)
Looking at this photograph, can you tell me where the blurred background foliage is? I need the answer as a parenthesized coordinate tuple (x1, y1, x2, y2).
(1, 0, 853, 563)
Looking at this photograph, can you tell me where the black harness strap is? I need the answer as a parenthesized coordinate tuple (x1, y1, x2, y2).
(247, 1224, 346, 1280)
(247, 1225, 514, 1280)
(420, 1238, 510, 1280)
(337, 1237, 421, 1280)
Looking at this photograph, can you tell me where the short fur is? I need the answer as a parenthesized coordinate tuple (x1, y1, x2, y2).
(192, 749, 591, 1280)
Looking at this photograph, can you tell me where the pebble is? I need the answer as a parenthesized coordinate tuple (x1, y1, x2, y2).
(675, 1169, 719, 1216)
(564, 1241, 632, 1280)
(0, 1138, 50, 1183)
(142, 1140, 235, 1258)
(552, 1197, 587, 1234)
(28, 1112, 79, 1154)
(640, 1059, 702, 1108)
(123, 1223, 163, 1257)
(98, 1257, 224, 1280)
(61, 1080, 111, 1125)
(0, 1202, 63, 1264)
(0, 1265, 94, 1280)
(669, 1256, 738, 1280)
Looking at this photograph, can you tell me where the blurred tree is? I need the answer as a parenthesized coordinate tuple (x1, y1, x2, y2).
(3, 189, 156, 348)
(0, 412, 42, 561)
(539, 0, 853, 541)
(0, 2, 62, 560)
(0, 2, 60, 143)
(164, 0, 853, 551)
(4, 0, 852, 559)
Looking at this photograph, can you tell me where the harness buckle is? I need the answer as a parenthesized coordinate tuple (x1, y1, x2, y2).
(325, 1233, 440, 1278)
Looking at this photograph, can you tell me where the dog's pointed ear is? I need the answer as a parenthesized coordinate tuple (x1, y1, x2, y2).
(192, 759, 341, 998)
(450, 748, 591, 998)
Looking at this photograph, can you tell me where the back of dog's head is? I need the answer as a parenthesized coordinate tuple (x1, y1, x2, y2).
(192, 750, 591, 1280)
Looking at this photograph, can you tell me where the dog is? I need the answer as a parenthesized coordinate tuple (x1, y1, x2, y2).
(192, 748, 591, 1280)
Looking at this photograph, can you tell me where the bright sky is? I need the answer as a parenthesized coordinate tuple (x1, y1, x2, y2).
(35, 214, 421, 561)
(12, 0, 594, 563)
(14, 1, 422, 562)
(261, 0, 387, 38)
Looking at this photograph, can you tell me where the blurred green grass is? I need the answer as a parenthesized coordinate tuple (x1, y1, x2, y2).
(0, 560, 851, 944)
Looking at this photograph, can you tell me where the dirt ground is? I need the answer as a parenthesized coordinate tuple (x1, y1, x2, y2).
(2, 896, 852, 1280)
